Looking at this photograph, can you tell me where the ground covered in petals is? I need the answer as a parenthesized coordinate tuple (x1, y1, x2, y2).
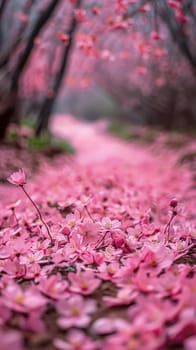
(0, 115, 196, 350)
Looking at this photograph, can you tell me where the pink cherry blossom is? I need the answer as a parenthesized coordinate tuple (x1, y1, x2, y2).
(99, 217, 121, 232)
(38, 274, 68, 300)
(19, 311, 46, 333)
(54, 330, 98, 350)
(140, 244, 174, 275)
(0, 330, 24, 350)
(167, 307, 196, 342)
(2, 283, 47, 313)
(97, 262, 119, 281)
(0, 300, 11, 326)
(68, 270, 101, 295)
(79, 218, 100, 245)
(103, 288, 138, 307)
(92, 317, 127, 335)
(7, 168, 26, 186)
(184, 336, 196, 350)
(56, 294, 96, 328)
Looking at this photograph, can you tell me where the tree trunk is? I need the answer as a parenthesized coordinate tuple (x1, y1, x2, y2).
(0, 87, 19, 139)
(0, 0, 60, 140)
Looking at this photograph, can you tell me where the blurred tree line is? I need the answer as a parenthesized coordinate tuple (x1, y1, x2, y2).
(0, 0, 195, 142)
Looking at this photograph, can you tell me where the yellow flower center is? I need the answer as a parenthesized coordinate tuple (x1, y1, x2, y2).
(15, 294, 25, 304)
(151, 259, 158, 267)
(80, 280, 89, 290)
(71, 306, 81, 316)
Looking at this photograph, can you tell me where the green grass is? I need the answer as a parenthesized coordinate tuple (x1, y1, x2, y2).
(27, 134, 76, 155)
(21, 117, 37, 130)
(7, 129, 18, 142)
(108, 121, 158, 143)
(7, 118, 76, 156)
(27, 134, 51, 150)
(108, 121, 140, 141)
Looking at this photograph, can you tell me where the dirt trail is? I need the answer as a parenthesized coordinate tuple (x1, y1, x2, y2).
(51, 115, 154, 165)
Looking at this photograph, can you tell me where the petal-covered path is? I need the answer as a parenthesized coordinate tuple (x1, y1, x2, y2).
(0, 115, 196, 350)
(51, 115, 195, 213)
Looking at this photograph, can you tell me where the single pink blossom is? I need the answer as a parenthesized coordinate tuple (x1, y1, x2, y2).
(7, 169, 53, 244)
(68, 270, 101, 295)
(19, 311, 46, 333)
(97, 262, 119, 281)
(3, 259, 26, 278)
(0, 330, 24, 350)
(7, 168, 26, 186)
(2, 283, 47, 313)
(99, 217, 121, 232)
(103, 288, 138, 307)
(56, 294, 96, 328)
(184, 336, 196, 350)
(92, 317, 127, 335)
(79, 218, 100, 245)
(0, 300, 11, 326)
(38, 274, 68, 300)
(167, 307, 196, 342)
(54, 329, 98, 350)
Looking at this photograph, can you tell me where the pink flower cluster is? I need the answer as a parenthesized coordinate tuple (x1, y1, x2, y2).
(1, 120, 196, 350)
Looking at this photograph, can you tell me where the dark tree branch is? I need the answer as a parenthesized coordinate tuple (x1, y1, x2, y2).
(0, 37, 21, 69)
(0, 0, 8, 48)
(183, 0, 196, 23)
(0, 0, 37, 69)
(35, 0, 82, 136)
(11, 0, 60, 91)
(124, 0, 150, 19)
(0, 0, 7, 18)
(157, 0, 196, 73)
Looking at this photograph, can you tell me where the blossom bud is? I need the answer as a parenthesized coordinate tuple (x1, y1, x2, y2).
(93, 252, 104, 265)
(170, 198, 178, 208)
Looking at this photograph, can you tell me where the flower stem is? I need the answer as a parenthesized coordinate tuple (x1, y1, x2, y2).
(164, 209, 177, 244)
(21, 185, 53, 245)
(95, 230, 109, 249)
(84, 205, 95, 222)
